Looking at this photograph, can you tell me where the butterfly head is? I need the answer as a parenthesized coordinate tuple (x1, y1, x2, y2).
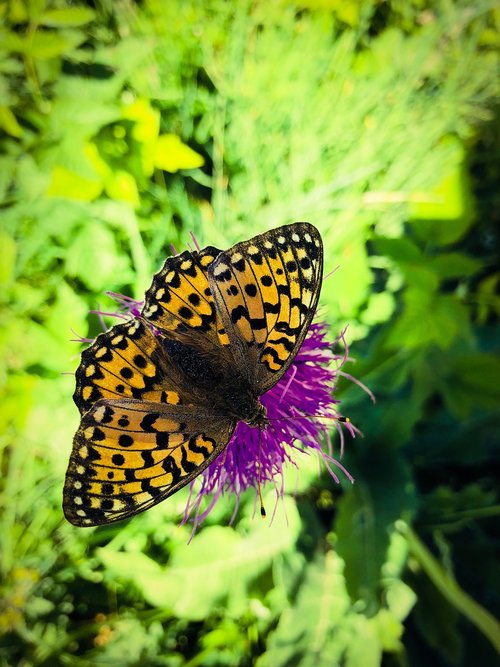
(245, 401, 270, 430)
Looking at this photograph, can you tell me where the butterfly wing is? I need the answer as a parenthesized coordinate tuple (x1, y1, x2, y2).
(141, 245, 231, 350)
(208, 222, 323, 393)
(66, 316, 235, 526)
(64, 398, 235, 526)
(73, 318, 190, 415)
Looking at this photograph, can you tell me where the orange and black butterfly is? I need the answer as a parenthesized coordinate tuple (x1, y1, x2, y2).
(63, 222, 323, 526)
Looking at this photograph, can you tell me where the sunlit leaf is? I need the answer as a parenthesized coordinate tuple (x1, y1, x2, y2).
(98, 497, 301, 620)
(104, 170, 140, 207)
(39, 7, 96, 27)
(47, 165, 103, 201)
(25, 30, 86, 60)
(0, 105, 22, 137)
(154, 134, 205, 172)
(0, 232, 16, 286)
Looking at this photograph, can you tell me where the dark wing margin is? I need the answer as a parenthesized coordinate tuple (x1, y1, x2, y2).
(207, 222, 323, 393)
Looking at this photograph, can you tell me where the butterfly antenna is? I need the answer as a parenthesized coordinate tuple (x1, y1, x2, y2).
(267, 415, 350, 424)
(257, 428, 266, 518)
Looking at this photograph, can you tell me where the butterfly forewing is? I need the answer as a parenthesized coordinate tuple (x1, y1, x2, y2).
(208, 223, 323, 393)
(141, 245, 230, 348)
(64, 399, 235, 526)
(73, 319, 188, 415)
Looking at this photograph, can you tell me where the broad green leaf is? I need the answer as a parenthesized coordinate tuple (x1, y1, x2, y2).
(8, 0, 28, 23)
(154, 134, 204, 172)
(335, 438, 417, 607)
(122, 98, 160, 176)
(25, 29, 86, 60)
(345, 615, 381, 667)
(385, 580, 417, 623)
(386, 292, 470, 351)
(44, 282, 88, 347)
(322, 240, 372, 320)
(372, 236, 422, 264)
(39, 7, 96, 27)
(440, 353, 500, 419)
(0, 374, 35, 432)
(258, 552, 351, 667)
(1, 319, 64, 373)
(429, 252, 482, 279)
(98, 497, 301, 620)
(409, 150, 466, 222)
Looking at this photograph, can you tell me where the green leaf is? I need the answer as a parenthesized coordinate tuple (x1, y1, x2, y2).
(47, 165, 103, 202)
(386, 292, 470, 351)
(0, 105, 22, 137)
(39, 7, 96, 27)
(430, 252, 482, 279)
(322, 239, 372, 320)
(0, 232, 16, 287)
(258, 552, 351, 667)
(65, 222, 132, 292)
(104, 170, 140, 207)
(25, 29, 86, 60)
(345, 615, 381, 667)
(335, 440, 417, 607)
(98, 497, 301, 620)
(440, 353, 500, 419)
(361, 291, 395, 326)
(400, 522, 500, 654)
(372, 236, 423, 263)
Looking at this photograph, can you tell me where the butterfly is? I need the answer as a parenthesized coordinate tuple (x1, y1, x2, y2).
(63, 222, 323, 526)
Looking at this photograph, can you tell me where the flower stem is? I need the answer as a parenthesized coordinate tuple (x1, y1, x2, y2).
(397, 520, 500, 653)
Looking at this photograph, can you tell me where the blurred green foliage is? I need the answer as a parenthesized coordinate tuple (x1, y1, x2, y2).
(1, 0, 499, 665)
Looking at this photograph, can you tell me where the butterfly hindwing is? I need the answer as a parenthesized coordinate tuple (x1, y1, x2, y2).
(64, 399, 236, 526)
(208, 222, 323, 392)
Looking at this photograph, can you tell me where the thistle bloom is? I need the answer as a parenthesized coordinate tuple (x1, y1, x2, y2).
(82, 288, 372, 531)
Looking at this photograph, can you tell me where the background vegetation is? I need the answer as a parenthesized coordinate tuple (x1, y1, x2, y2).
(1, 1, 499, 665)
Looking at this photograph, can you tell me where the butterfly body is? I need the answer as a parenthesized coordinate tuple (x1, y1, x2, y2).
(64, 222, 323, 526)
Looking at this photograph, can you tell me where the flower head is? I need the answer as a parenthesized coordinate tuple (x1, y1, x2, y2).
(87, 291, 369, 531)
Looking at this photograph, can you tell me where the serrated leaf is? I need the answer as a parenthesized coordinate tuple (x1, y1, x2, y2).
(98, 497, 301, 620)
(386, 292, 470, 351)
(258, 552, 351, 667)
(345, 615, 381, 667)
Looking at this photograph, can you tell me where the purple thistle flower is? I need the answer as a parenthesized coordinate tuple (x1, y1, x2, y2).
(84, 290, 373, 531)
